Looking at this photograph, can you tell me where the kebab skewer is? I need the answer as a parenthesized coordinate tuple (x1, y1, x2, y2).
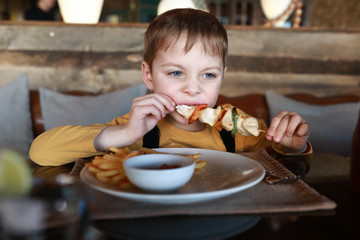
(175, 104, 265, 137)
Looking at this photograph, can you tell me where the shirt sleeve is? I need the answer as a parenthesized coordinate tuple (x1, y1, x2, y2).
(30, 113, 133, 166)
(29, 124, 106, 166)
(272, 141, 313, 155)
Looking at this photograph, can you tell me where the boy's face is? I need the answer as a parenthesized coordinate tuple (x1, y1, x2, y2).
(143, 35, 224, 126)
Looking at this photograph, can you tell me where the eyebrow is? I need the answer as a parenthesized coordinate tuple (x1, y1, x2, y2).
(160, 63, 222, 72)
(160, 63, 184, 69)
(202, 66, 223, 72)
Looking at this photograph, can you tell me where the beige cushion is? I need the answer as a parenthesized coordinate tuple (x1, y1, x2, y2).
(0, 74, 33, 156)
(40, 84, 148, 131)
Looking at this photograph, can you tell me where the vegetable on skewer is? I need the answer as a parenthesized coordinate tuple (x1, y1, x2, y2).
(176, 104, 265, 137)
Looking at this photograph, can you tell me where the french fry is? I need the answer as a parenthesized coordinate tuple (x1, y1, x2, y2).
(112, 173, 126, 182)
(106, 174, 126, 185)
(97, 162, 124, 170)
(188, 153, 201, 159)
(96, 175, 112, 184)
(96, 169, 122, 178)
(108, 146, 130, 155)
(139, 147, 159, 154)
(103, 154, 125, 161)
(87, 165, 101, 174)
(195, 161, 207, 170)
(120, 151, 142, 162)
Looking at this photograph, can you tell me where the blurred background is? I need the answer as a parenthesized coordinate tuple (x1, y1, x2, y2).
(0, 0, 359, 28)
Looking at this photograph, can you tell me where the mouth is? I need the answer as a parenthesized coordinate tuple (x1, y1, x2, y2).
(175, 103, 203, 107)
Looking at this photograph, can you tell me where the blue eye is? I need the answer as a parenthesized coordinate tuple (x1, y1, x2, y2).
(170, 71, 182, 77)
(204, 73, 216, 79)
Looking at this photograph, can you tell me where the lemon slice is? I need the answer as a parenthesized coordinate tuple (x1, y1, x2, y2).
(0, 149, 32, 196)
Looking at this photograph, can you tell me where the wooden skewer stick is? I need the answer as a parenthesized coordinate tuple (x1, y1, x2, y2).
(259, 129, 266, 133)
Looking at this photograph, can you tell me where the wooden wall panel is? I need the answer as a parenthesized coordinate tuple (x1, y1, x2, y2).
(0, 22, 359, 97)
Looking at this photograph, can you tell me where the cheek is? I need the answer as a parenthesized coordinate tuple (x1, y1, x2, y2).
(150, 74, 168, 92)
(151, 80, 180, 101)
(153, 82, 176, 95)
(206, 84, 222, 107)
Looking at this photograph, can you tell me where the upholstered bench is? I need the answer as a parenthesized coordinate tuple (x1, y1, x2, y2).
(30, 89, 360, 157)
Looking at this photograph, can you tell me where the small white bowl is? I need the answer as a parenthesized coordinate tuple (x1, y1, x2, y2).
(123, 154, 195, 192)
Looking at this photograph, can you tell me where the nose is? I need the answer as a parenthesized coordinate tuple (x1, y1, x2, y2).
(183, 77, 201, 96)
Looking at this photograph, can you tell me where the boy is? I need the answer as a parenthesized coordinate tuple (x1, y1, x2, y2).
(30, 9, 311, 166)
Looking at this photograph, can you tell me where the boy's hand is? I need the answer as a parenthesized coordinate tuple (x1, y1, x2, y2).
(94, 93, 175, 151)
(125, 93, 175, 141)
(266, 111, 310, 153)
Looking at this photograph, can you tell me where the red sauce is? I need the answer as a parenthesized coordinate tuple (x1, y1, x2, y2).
(143, 164, 181, 170)
(158, 164, 181, 169)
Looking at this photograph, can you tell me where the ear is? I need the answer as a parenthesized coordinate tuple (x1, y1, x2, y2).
(142, 61, 154, 90)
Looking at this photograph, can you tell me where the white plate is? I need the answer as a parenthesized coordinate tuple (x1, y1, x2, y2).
(80, 148, 265, 204)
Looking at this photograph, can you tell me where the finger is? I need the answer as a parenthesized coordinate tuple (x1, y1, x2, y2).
(295, 121, 311, 137)
(267, 111, 289, 136)
(271, 114, 292, 142)
(134, 93, 175, 112)
(132, 96, 169, 120)
(284, 113, 303, 137)
(133, 94, 175, 118)
(268, 111, 299, 142)
(141, 105, 164, 121)
(158, 94, 176, 111)
(267, 111, 291, 141)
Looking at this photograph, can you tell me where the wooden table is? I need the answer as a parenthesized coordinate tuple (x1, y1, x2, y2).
(29, 153, 360, 240)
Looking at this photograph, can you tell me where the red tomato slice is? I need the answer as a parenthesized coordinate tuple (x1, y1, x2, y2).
(213, 109, 226, 131)
(188, 104, 207, 124)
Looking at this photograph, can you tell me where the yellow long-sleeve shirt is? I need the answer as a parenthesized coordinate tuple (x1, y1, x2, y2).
(30, 113, 311, 166)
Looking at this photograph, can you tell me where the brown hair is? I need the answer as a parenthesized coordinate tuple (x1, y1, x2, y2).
(143, 8, 228, 71)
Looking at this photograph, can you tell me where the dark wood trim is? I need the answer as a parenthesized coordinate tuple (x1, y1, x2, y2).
(1, 51, 358, 75)
(227, 56, 360, 75)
